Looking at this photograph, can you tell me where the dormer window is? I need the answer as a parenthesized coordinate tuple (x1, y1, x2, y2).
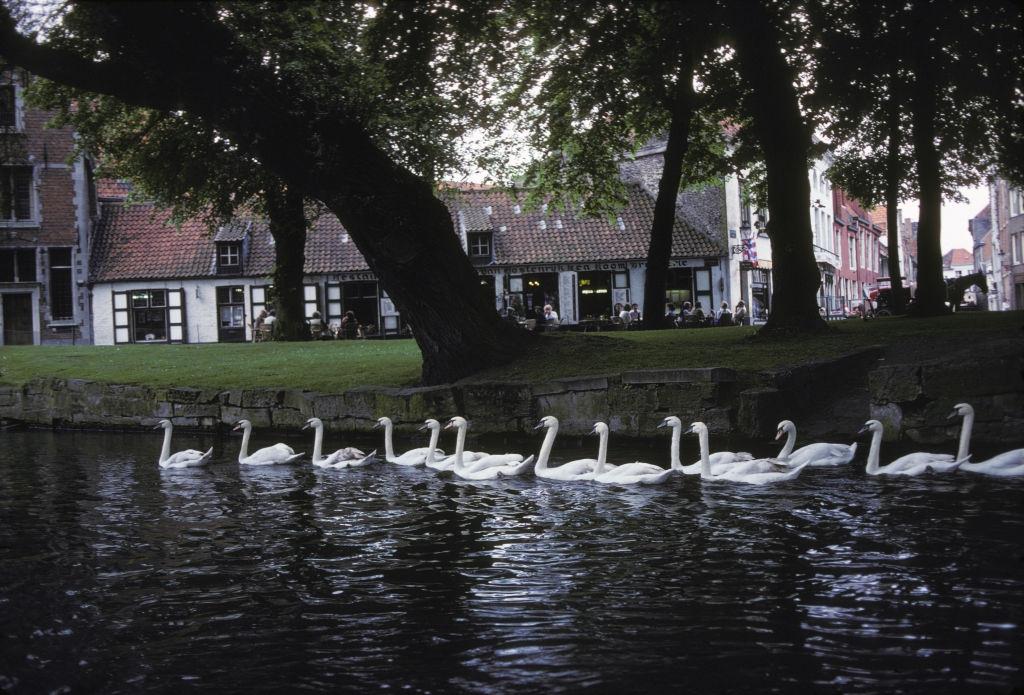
(467, 231, 492, 260)
(217, 242, 241, 273)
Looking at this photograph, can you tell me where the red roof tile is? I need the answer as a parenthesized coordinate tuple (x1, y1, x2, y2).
(943, 248, 974, 268)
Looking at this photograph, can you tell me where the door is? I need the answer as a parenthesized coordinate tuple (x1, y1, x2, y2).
(2, 293, 33, 345)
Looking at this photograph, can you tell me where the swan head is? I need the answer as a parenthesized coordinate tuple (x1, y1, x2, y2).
(419, 418, 440, 432)
(302, 417, 323, 430)
(590, 421, 609, 436)
(444, 416, 468, 431)
(775, 420, 795, 440)
(232, 419, 252, 432)
(857, 419, 883, 436)
(374, 416, 393, 429)
(657, 416, 681, 430)
(948, 402, 973, 419)
(685, 421, 708, 436)
(534, 415, 558, 431)
(154, 419, 172, 430)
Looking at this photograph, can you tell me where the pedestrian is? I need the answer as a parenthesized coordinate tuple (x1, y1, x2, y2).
(734, 300, 748, 326)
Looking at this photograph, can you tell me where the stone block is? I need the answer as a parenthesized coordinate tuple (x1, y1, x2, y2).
(921, 352, 1023, 398)
(343, 387, 379, 420)
(868, 364, 922, 403)
(554, 375, 611, 392)
(622, 367, 737, 385)
(154, 401, 174, 418)
(281, 389, 316, 415)
(736, 387, 786, 438)
(396, 385, 458, 422)
(869, 403, 902, 441)
(271, 407, 309, 429)
(167, 387, 202, 404)
(173, 403, 220, 418)
(240, 389, 282, 408)
(221, 405, 272, 429)
(220, 390, 243, 406)
(535, 389, 609, 435)
(313, 394, 348, 420)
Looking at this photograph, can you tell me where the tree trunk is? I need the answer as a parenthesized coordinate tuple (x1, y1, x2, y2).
(729, 3, 826, 331)
(909, 22, 948, 317)
(265, 185, 309, 341)
(0, 5, 531, 384)
(883, 90, 906, 315)
(641, 75, 696, 330)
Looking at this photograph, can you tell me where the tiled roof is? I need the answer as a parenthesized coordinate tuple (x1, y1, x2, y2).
(95, 178, 132, 200)
(91, 183, 721, 282)
(943, 248, 974, 268)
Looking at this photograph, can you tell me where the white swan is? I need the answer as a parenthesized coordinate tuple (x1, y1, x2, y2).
(533, 416, 604, 481)
(375, 416, 444, 466)
(948, 403, 1024, 477)
(775, 419, 857, 466)
(443, 417, 534, 479)
(590, 422, 672, 485)
(154, 419, 213, 469)
(233, 419, 305, 465)
(657, 416, 754, 475)
(421, 419, 489, 471)
(302, 417, 376, 468)
(858, 419, 966, 476)
(688, 421, 806, 484)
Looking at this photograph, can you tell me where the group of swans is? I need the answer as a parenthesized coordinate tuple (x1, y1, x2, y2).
(155, 401, 1023, 480)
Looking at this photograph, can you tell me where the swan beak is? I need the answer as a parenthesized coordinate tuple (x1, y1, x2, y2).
(443, 420, 455, 430)
(532, 421, 546, 431)
(152, 424, 161, 430)
(684, 425, 696, 434)
(232, 423, 242, 432)
(656, 420, 668, 429)
(301, 422, 312, 430)
(372, 421, 382, 429)
(417, 423, 429, 431)
(946, 411, 958, 420)
(775, 429, 784, 440)
(856, 425, 870, 435)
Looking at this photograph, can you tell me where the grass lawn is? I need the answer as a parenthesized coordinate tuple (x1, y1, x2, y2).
(1, 311, 1020, 392)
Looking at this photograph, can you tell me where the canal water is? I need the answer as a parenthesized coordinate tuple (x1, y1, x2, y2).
(1, 428, 1021, 693)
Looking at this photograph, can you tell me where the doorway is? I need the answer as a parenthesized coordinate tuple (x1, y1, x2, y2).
(2, 293, 33, 345)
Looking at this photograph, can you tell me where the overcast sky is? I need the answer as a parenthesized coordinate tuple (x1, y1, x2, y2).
(901, 185, 988, 254)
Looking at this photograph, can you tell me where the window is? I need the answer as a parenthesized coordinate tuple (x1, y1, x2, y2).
(0, 166, 33, 222)
(1010, 188, 1024, 218)
(216, 285, 246, 342)
(848, 236, 856, 270)
(0, 248, 35, 282)
(114, 288, 184, 343)
(1014, 233, 1022, 265)
(216, 243, 241, 273)
(48, 248, 73, 320)
(468, 232, 491, 258)
(303, 283, 320, 318)
(0, 84, 15, 127)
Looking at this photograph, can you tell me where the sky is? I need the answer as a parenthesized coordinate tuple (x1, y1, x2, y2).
(902, 185, 988, 254)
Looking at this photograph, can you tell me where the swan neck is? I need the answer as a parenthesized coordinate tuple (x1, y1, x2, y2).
(453, 423, 467, 471)
(957, 411, 973, 461)
(779, 426, 795, 458)
(383, 421, 395, 460)
(536, 423, 558, 471)
(426, 426, 440, 461)
(594, 429, 608, 475)
(669, 424, 682, 471)
(699, 428, 711, 478)
(238, 425, 251, 462)
(312, 423, 323, 462)
(866, 429, 882, 473)
(159, 426, 172, 464)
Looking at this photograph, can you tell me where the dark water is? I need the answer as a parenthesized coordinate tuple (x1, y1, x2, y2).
(1, 428, 1022, 694)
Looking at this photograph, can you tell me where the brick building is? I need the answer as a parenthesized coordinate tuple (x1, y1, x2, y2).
(832, 187, 884, 313)
(0, 67, 94, 345)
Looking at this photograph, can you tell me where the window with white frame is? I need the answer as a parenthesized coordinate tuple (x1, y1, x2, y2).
(0, 166, 33, 222)
(1014, 232, 1022, 265)
(848, 236, 856, 270)
(113, 288, 186, 343)
(1010, 188, 1024, 218)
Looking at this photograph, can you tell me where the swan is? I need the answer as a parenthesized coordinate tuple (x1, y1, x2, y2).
(775, 419, 857, 466)
(657, 416, 755, 475)
(858, 419, 967, 476)
(948, 403, 1024, 477)
(688, 421, 806, 484)
(154, 419, 213, 469)
(302, 417, 376, 468)
(233, 419, 305, 465)
(532, 416, 604, 481)
(590, 422, 672, 485)
(375, 416, 444, 466)
(421, 419, 489, 471)
(443, 417, 534, 479)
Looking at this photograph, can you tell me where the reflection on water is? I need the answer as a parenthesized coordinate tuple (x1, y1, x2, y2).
(0, 429, 1022, 693)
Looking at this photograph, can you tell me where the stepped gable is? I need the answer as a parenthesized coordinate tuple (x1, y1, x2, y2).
(444, 183, 721, 264)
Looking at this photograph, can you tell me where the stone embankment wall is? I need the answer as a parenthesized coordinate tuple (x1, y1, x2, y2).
(1, 343, 1021, 445)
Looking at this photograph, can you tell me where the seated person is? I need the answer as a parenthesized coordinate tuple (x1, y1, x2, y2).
(340, 310, 360, 339)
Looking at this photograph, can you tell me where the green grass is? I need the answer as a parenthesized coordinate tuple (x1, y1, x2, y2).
(1, 311, 1020, 391)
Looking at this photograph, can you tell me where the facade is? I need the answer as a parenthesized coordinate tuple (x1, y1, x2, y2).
(941, 248, 974, 279)
(88, 182, 725, 344)
(832, 188, 884, 315)
(0, 68, 94, 346)
(986, 178, 1024, 310)
(809, 153, 842, 313)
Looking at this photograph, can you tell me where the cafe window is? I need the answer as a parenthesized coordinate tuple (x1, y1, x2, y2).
(0, 248, 35, 282)
(216, 242, 241, 273)
(48, 248, 73, 320)
(112, 288, 186, 344)
(303, 283, 320, 318)
(695, 269, 712, 313)
(0, 166, 33, 222)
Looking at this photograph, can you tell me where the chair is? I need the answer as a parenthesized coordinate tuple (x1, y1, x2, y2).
(524, 318, 537, 331)
(255, 324, 273, 342)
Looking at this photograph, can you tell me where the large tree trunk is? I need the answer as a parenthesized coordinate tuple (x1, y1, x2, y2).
(642, 76, 695, 330)
(265, 185, 309, 341)
(729, 3, 826, 331)
(883, 89, 906, 315)
(909, 21, 948, 317)
(0, 5, 530, 384)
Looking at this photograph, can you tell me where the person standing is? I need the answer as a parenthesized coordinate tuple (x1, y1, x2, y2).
(734, 300, 748, 326)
